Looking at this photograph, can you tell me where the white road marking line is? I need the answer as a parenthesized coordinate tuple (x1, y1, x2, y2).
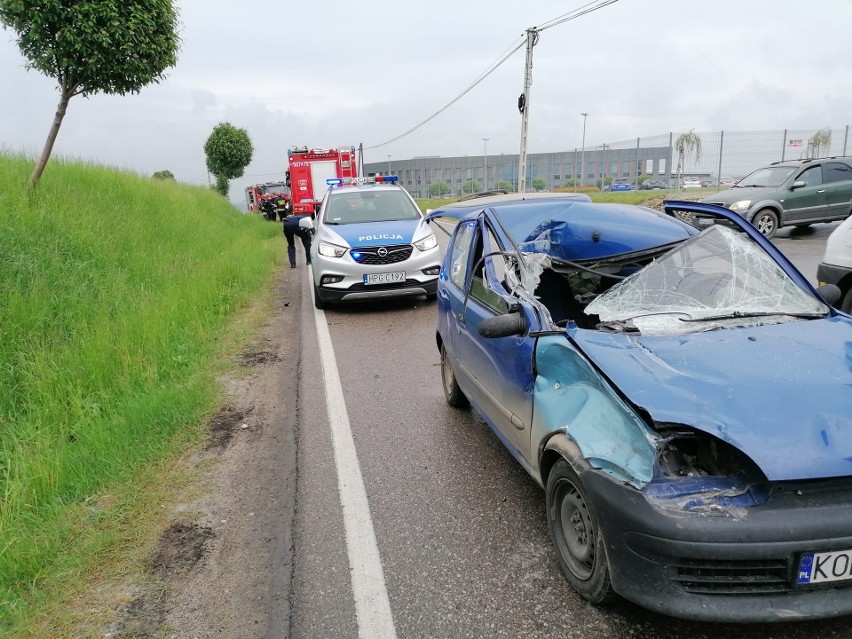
(309, 273, 398, 639)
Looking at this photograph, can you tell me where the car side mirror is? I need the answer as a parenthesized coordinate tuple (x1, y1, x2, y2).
(478, 312, 527, 338)
(817, 283, 842, 306)
(791, 180, 806, 190)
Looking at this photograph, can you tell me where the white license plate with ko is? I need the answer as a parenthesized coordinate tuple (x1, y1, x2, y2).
(797, 549, 852, 585)
(363, 272, 405, 285)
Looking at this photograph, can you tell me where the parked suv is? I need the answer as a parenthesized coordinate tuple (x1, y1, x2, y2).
(700, 157, 852, 238)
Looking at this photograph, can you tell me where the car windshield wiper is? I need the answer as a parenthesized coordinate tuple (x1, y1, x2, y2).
(596, 319, 640, 333)
(677, 310, 827, 323)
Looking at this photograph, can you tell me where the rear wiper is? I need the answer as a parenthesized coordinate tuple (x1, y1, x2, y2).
(678, 310, 827, 323)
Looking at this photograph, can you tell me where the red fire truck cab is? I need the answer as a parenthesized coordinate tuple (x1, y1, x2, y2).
(286, 145, 358, 214)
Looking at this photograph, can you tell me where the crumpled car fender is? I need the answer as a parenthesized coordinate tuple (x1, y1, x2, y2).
(532, 335, 657, 488)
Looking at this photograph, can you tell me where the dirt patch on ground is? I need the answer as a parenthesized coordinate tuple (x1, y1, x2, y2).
(239, 350, 280, 367)
(147, 522, 215, 579)
(205, 405, 251, 451)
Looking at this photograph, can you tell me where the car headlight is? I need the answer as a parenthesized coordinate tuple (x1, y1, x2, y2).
(649, 427, 769, 511)
(728, 200, 751, 214)
(413, 233, 438, 251)
(318, 241, 348, 258)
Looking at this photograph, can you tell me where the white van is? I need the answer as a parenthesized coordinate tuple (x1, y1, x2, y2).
(817, 216, 852, 313)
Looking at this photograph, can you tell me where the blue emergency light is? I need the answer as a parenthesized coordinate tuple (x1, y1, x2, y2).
(375, 175, 398, 183)
(326, 178, 344, 185)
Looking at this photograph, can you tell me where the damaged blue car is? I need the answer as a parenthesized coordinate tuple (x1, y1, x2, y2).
(427, 194, 852, 622)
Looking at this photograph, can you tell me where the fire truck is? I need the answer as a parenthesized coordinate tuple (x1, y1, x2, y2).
(245, 182, 291, 220)
(286, 146, 358, 214)
(245, 184, 261, 212)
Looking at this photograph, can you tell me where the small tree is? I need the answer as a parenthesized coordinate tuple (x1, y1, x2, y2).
(562, 178, 579, 188)
(152, 170, 175, 181)
(463, 179, 481, 194)
(204, 123, 253, 198)
(496, 179, 514, 191)
(429, 181, 451, 197)
(531, 177, 547, 191)
(0, 0, 180, 188)
(674, 130, 702, 191)
(806, 128, 832, 158)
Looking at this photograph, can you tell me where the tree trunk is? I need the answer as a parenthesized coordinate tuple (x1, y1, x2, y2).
(28, 87, 73, 189)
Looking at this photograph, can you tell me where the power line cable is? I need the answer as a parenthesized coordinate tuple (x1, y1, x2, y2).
(363, 36, 526, 150)
(538, 0, 619, 31)
(363, 0, 619, 152)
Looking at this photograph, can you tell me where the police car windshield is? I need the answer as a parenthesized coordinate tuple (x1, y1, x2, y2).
(325, 190, 421, 225)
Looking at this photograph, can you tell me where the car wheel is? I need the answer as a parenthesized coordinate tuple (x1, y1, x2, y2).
(546, 459, 614, 604)
(752, 209, 778, 238)
(841, 288, 852, 315)
(440, 343, 468, 408)
(313, 285, 326, 310)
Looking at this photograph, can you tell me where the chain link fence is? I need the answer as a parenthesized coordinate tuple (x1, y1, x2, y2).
(603, 126, 850, 187)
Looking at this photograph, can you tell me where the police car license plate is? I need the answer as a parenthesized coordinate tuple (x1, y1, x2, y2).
(797, 549, 852, 585)
(364, 272, 405, 285)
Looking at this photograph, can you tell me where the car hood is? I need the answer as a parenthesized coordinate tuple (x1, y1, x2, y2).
(322, 219, 423, 248)
(571, 317, 852, 481)
(702, 186, 777, 205)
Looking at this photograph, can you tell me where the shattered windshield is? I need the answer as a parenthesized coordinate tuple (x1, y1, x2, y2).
(585, 225, 829, 335)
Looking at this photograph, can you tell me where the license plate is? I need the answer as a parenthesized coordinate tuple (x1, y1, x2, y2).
(363, 272, 405, 285)
(797, 549, 852, 585)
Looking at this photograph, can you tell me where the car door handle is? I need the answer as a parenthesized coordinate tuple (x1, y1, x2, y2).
(817, 189, 826, 194)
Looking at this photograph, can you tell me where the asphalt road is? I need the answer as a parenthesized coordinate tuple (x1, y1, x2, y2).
(288, 222, 847, 639)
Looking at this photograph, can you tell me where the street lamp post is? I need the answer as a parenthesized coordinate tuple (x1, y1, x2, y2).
(482, 137, 489, 192)
(387, 154, 392, 176)
(580, 112, 589, 187)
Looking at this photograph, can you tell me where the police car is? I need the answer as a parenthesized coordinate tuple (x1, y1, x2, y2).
(309, 176, 441, 309)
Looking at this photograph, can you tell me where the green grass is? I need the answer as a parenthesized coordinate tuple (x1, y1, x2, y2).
(0, 156, 283, 630)
(415, 188, 718, 212)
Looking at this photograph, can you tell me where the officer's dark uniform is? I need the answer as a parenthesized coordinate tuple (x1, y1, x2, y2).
(283, 214, 313, 267)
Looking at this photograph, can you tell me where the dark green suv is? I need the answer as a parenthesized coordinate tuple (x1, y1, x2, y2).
(699, 157, 852, 238)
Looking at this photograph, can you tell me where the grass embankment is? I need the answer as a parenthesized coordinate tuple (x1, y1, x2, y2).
(0, 156, 283, 631)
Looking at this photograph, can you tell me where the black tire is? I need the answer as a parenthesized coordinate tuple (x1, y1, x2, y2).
(840, 288, 852, 315)
(313, 285, 326, 310)
(752, 208, 779, 238)
(546, 459, 614, 604)
(440, 343, 468, 408)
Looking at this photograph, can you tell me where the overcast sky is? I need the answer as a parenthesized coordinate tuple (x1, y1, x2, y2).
(2, 0, 851, 202)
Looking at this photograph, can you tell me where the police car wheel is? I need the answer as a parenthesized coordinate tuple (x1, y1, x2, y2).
(313, 285, 326, 310)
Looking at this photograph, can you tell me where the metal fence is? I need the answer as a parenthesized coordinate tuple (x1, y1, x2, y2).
(592, 126, 851, 186)
(363, 126, 851, 196)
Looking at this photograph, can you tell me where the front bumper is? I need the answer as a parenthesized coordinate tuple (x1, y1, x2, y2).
(583, 470, 852, 622)
(311, 245, 440, 304)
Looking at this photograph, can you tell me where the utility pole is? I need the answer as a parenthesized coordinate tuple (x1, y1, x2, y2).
(387, 154, 392, 176)
(580, 112, 589, 187)
(517, 28, 538, 193)
(482, 138, 489, 191)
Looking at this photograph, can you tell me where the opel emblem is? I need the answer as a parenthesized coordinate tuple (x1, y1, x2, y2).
(377, 247, 388, 257)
